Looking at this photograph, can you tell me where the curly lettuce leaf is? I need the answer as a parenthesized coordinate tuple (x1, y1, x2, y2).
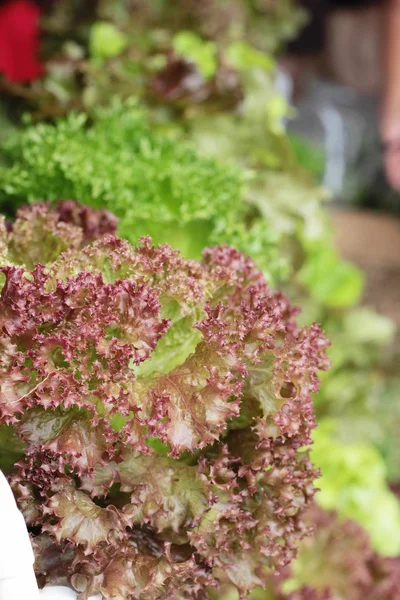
(1, 207, 329, 598)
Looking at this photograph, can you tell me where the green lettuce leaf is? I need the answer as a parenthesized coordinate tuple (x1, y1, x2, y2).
(312, 419, 400, 556)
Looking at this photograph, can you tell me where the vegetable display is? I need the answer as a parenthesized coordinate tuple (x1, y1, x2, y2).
(0, 0, 305, 115)
(1, 97, 399, 556)
(0, 0, 399, 595)
(0, 202, 328, 599)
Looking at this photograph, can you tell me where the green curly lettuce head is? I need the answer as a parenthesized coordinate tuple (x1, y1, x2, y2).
(0, 99, 286, 286)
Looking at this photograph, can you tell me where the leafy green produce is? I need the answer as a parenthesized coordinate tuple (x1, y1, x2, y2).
(89, 21, 128, 59)
(278, 507, 400, 600)
(298, 243, 364, 309)
(0, 3, 399, 588)
(0, 99, 289, 285)
(313, 307, 400, 483)
(211, 506, 400, 599)
(0, 202, 329, 599)
(312, 419, 400, 556)
(1, 98, 398, 503)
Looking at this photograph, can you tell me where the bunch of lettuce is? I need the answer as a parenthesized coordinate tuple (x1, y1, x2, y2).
(0, 100, 289, 285)
(1, 22, 398, 559)
(1, 100, 398, 488)
(311, 419, 400, 556)
(215, 507, 400, 600)
(269, 507, 400, 600)
(314, 308, 400, 485)
(0, 7, 364, 311)
(0, 0, 305, 118)
(0, 202, 328, 599)
(0, 98, 360, 310)
(1, 2, 399, 591)
(1, 96, 398, 486)
(94, 0, 306, 53)
(1, 1, 362, 315)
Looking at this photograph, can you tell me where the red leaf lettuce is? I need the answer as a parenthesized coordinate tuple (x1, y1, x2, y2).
(0, 203, 329, 600)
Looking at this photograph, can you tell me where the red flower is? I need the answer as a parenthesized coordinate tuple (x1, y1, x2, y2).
(0, 0, 44, 82)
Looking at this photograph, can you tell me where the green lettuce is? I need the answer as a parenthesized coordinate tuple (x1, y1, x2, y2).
(312, 419, 400, 556)
(0, 99, 288, 285)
